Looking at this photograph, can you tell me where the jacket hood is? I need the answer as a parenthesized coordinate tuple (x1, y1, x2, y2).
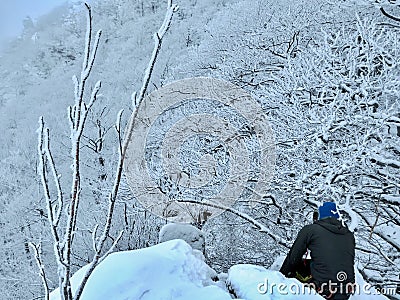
(316, 218, 350, 234)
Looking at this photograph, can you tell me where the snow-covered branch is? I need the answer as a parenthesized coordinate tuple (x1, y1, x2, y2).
(35, 3, 119, 300)
(37, 117, 65, 292)
(176, 199, 290, 248)
(29, 243, 50, 300)
(123, 0, 178, 154)
(354, 208, 400, 252)
(380, 7, 400, 22)
(71, 2, 177, 300)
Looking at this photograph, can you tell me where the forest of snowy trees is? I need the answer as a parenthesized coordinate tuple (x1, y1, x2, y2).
(0, 0, 399, 299)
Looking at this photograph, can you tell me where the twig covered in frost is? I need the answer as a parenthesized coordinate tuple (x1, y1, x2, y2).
(59, 4, 103, 299)
(73, 2, 177, 300)
(35, 3, 108, 300)
(35, 1, 177, 300)
(37, 117, 65, 292)
(354, 207, 400, 252)
(122, 0, 178, 159)
(29, 242, 50, 300)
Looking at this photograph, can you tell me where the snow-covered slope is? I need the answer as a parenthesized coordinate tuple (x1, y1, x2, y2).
(49, 240, 391, 300)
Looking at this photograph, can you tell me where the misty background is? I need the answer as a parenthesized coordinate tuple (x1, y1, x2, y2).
(0, 0, 69, 49)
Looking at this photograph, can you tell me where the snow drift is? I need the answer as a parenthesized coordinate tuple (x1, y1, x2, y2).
(49, 239, 231, 300)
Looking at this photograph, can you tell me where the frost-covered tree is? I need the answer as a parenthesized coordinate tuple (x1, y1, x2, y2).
(0, 0, 184, 298)
(263, 17, 400, 291)
(166, 0, 399, 293)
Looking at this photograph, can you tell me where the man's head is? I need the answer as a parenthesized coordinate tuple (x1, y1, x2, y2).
(318, 201, 339, 220)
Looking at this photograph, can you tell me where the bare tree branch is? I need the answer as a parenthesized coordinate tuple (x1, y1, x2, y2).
(354, 208, 400, 252)
(380, 7, 400, 22)
(176, 199, 290, 248)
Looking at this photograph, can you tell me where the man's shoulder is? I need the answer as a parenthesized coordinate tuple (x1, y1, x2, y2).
(299, 223, 319, 234)
(299, 222, 334, 234)
(303, 222, 321, 229)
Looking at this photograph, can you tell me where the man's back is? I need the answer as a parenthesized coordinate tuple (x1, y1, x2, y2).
(280, 202, 355, 299)
(305, 218, 355, 285)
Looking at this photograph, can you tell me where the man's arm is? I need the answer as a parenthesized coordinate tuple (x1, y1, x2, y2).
(280, 226, 310, 277)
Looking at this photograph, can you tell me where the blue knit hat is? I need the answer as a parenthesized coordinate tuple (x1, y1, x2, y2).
(318, 202, 339, 220)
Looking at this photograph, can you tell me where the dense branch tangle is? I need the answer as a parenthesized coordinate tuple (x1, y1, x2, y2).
(268, 17, 400, 290)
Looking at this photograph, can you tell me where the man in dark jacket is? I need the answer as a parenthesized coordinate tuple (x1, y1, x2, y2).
(280, 201, 355, 299)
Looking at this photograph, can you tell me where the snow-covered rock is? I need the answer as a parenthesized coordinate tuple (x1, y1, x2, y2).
(159, 223, 205, 253)
(227, 264, 323, 300)
(50, 239, 231, 300)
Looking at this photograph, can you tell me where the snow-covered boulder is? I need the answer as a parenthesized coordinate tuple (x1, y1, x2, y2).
(227, 264, 323, 300)
(159, 223, 205, 253)
(50, 239, 231, 300)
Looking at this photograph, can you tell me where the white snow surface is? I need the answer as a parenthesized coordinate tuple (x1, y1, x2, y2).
(49, 240, 390, 300)
(159, 223, 205, 252)
(49, 239, 231, 300)
(227, 264, 389, 300)
(227, 264, 323, 300)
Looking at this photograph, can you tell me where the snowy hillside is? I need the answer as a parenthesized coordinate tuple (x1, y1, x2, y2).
(0, 0, 399, 299)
